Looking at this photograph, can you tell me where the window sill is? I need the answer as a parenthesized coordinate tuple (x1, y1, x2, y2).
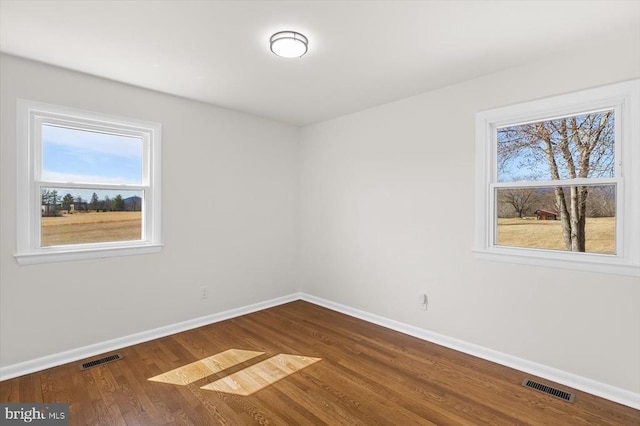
(473, 248, 640, 277)
(15, 243, 163, 265)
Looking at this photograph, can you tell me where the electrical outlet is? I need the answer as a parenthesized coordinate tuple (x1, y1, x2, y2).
(418, 293, 428, 310)
(200, 286, 208, 299)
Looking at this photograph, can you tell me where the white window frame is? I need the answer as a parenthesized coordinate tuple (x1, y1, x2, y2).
(15, 100, 162, 265)
(474, 80, 639, 277)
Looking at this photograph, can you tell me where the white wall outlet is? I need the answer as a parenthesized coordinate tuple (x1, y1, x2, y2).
(418, 293, 428, 310)
(200, 286, 208, 299)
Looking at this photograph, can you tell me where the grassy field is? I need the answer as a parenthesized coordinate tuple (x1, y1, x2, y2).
(41, 211, 141, 246)
(496, 217, 615, 254)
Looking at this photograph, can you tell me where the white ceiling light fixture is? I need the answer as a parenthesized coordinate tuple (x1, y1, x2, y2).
(270, 31, 308, 58)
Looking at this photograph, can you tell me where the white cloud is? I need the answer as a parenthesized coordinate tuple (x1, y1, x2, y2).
(43, 125, 142, 159)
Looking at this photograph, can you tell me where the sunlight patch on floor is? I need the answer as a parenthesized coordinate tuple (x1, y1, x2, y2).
(148, 349, 264, 385)
(200, 354, 322, 396)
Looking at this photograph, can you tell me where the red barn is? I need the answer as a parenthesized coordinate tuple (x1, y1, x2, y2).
(534, 209, 558, 220)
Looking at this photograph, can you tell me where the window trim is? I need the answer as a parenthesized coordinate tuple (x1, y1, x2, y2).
(15, 99, 162, 265)
(474, 80, 639, 277)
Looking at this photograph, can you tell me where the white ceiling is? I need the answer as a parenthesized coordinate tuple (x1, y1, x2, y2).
(1, 1, 638, 126)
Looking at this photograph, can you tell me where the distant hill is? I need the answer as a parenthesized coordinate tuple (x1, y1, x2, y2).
(123, 196, 142, 211)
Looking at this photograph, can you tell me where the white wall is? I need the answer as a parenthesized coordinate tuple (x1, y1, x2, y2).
(0, 54, 299, 367)
(298, 36, 640, 394)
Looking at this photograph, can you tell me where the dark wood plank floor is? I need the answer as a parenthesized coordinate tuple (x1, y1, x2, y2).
(1, 301, 638, 425)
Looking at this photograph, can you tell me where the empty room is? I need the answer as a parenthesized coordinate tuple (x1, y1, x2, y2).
(0, 1, 639, 424)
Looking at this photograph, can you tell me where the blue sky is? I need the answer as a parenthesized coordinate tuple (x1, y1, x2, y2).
(42, 124, 142, 184)
(41, 125, 143, 203)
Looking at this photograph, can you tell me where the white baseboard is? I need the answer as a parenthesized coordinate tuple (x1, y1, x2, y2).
(0, 293, 302, 382)
(1, 291, 638, 410)
(299, 293, 640, 410)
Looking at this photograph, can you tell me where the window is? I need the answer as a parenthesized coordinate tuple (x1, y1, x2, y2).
(474, 80, 639, 276)
(16, 100, 162, 265)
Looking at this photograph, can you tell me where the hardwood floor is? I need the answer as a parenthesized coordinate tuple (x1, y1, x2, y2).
(1, 301, 638, 425)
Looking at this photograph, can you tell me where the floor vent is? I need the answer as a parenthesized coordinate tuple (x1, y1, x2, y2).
(522, 379, 575, 403)
(80, 353, 123, 370)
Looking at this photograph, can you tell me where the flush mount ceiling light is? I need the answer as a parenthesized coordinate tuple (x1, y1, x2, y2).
(270, 31, 308, 58)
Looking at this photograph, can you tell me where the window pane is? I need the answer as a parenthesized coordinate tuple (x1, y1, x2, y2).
(41, 187, 143, 247)
(42, 125, 143, 184)
(495, 185, 615, 254)
(497, 110, 614, 182)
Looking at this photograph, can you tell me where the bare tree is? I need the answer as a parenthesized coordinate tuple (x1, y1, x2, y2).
(90, 192, 99, 211)
(498, 188, 539, 218)
(498, 111, 614, 252)
(586, 185, 615, 217)
(76, 195, 85, 212)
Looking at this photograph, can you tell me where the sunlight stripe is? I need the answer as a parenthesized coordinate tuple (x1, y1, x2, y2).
(200, 354, 321, 396)
(148, 349, 264, 385)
